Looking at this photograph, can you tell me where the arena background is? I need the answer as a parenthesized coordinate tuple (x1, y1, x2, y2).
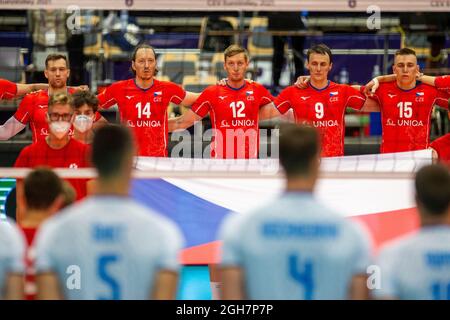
(0, 0, 448, 299)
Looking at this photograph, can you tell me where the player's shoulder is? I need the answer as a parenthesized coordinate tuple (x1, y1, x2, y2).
(0, 218, 24, 243)
(378, 231, 419, 259)
(108, 79, 133, 91)
(417, 81, 438, 92)
(21, 89, 45, 101)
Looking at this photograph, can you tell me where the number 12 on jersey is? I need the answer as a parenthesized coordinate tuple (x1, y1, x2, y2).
(289, 253, 314, 300)
(229, 101, 246, 118)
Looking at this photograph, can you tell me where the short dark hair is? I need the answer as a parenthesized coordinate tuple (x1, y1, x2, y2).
(307, 44, 333, 63)
(92, 125, 135, 179)
(279, 124, 320, 177)
(131, 43, 158, 76)
(395, 47, 416, 57)
(72, 90, 99, 113)
(415, 164, 450, 216)
(24, 167, 63, 210)
(45, 53, 69, 69)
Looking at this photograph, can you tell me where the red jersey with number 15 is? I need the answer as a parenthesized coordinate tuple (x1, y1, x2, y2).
(0, 78, 17, 99)
(98, 79, 186, 157)
(371, 82, 449, 153)
(191, 81, 273, 159)
(274, 81, 366, 157)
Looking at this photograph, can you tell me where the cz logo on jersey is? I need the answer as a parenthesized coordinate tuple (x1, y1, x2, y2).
(415, 92, 424, 102)
(153, 91, 162, 102)
(329, 92, 339, 102)
(246, 91, 254, 101)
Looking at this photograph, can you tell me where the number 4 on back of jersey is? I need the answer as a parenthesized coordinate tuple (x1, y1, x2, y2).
(288, 253, 314, 300)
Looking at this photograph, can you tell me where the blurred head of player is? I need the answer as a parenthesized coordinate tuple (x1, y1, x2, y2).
(46, 92, 74, 141)
(92, 125, 136, 195)
(223, 44, 250, 87)
(393, 48, 419, 89)
(131, 43, 157, 84)
(22, 167, 64, 223)
(72, 90, 98, 134)
(44, 54, 70, 90)
(415, 164, 450, 226)
(279, 124, 321, 192)
(306, 44, 333, 87)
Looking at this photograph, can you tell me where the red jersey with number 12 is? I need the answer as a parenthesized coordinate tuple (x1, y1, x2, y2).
(98, 79, 186, 157)
(275, 81, 366, 157)
(191, 81, 273, 159)
(371, 82, 449, 153)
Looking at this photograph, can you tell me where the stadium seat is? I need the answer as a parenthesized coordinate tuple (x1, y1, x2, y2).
(161, 53, 198, 84)
(198, 16, 239, 53)
(247, 17, 273, 59)
(0, 47, 25, 83)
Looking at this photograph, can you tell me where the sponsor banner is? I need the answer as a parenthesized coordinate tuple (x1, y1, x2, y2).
(0, 0, 448, 12)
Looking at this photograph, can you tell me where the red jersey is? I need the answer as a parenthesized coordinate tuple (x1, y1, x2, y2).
(97, 79, 186, 157)
(191, 81, 274, 159)
(13, 88, 101, 143)
(435, 75, 450, 94)
(430, 134, 450, 166)
(14, 139, 90, 200)
(0, 78, 17, 99)
(274, 81, 366, 157)
(371, 82, 449, 153)
(21, 227, 37, 300)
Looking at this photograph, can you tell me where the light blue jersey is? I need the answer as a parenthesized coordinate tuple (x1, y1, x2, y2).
(34, 196, 184, 300)
(375, 226, 450, 300)
(0, 219, 25, 299)
(219, 192, 372, 300)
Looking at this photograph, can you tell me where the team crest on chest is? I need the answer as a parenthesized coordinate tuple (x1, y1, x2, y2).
(153, 91, 162, 102)
(246, 90, 254, 101)
(329, 91, 339, 102)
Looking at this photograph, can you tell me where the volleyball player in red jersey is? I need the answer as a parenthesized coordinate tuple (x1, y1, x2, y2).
(14, 92, 90, 201)
(0, 54, 103, 142)
(273, 44, 379, 157)
(367, 48, 449, 153)
(168, 45, 277, 159)
(97, 43, 199, 157)
(19, 168, 66, 300)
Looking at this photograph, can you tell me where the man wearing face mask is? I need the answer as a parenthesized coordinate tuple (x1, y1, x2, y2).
(72, 90, 103, 144)
(14, 92, 90, 201)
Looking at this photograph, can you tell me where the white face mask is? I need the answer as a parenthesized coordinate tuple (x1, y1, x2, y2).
(73, 115, 94, 133)
(49, 121, 71, 139)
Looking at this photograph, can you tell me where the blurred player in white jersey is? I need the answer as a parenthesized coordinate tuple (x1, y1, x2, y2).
(34, 125, 184, 300)
(375, 164, 450, 300)
(219, 124, 372, 300)
(0, 219, 26, 299)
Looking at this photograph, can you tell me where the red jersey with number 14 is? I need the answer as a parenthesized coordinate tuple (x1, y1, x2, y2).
(191, 81, 273, 159)
(0, 78, 17, 99)
(274, 81, 366, 157)
(371, 82, 449, 153)
(98, 79, 186, 157)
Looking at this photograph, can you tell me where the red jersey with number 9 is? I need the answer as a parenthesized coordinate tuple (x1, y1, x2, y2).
(98, 79, 186, 157)
(274, 81, 366, 157)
